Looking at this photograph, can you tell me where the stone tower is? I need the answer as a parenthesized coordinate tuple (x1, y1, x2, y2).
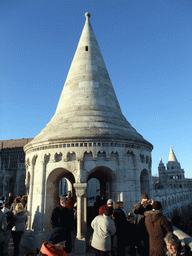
(24, 13, 153, 253)
(167, 147, 185, 181)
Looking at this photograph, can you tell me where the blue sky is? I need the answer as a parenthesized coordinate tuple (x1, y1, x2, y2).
(1, 0, 192, 178)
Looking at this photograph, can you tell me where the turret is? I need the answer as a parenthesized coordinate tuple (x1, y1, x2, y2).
(158, 158, 167, 187)
(167, 147, 184, 180)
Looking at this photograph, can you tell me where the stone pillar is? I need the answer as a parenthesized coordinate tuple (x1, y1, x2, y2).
(27, 161, 34, 229)
(73, 183, 87, 254)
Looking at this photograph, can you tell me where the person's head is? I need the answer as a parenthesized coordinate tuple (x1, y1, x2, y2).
(141, 193, 149, 200)
(60, 196, 68, 208)
(152, 201, 163, 211)
(164, 232, 180, 255)
(115, 201, 124, 209)
(0, 200, 3, 210)
(46, 227, 66, 250)
(14, 196, 21, 203)
(22, 195, 27, 201)
(99, 205, 107, 215)
(15, 203, 24, 211)
(9, 193, 12, 197)
(104, 206, 113, 217)
(107, 199, 113, 208)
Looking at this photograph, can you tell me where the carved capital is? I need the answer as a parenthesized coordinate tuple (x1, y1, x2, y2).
(74, 183, 87, 197)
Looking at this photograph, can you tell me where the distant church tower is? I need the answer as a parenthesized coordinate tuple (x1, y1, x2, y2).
(24, 13, 153, 253)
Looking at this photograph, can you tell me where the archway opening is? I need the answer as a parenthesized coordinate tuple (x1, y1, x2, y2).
(87, 166, 115, 225)
(59, 177, 70, 196)
(45, 168, 75, 231)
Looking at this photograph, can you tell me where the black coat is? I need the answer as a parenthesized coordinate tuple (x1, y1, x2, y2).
(113, 208, 127, 237)
(51, 205, 74, 232)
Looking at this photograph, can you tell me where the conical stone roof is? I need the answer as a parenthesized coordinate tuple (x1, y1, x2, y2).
(27, 13, 152, 149)
(168, 147, 178, 162)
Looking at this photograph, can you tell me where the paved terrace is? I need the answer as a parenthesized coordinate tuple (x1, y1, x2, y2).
(8, 227, 192, 256)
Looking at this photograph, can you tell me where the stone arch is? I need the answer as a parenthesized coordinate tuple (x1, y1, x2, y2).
(55, 152, 62, 162)
(45, 168, 75, 231)
(84, 151, 93, 161)
(125, 151, 135, 168)
(66, 151, 76, 161)
(140, 169, 150, 197)
(87, 166, 116, 200)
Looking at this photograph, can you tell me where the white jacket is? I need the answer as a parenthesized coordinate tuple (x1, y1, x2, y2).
(91, 214, 116, 252)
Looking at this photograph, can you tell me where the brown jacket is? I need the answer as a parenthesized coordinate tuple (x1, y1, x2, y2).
(145, 210, 173, 256)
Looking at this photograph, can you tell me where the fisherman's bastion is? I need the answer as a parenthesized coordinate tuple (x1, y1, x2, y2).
(1, 13, 192, 254)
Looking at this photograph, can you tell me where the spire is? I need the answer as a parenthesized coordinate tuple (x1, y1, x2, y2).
(159, 158, 164, 165)
(29, 13, 152, 148)
(158, 158, 165, 169)
(168, 146, 178, 162)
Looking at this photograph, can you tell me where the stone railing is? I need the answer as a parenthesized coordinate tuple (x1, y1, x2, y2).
(173, 226, 192, 250)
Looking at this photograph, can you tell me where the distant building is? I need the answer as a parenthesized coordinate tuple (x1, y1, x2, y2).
(0, 138, 33, 197)
(153, 147, 192, 219)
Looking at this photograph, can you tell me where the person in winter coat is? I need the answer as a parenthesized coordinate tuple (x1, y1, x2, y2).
(38, 227, 67, 256)
(6, 193, 14, 208)
(91, 206, 116, 256)
(51, 196, 74, 253)
(12, 202, 28, 256)
(2, 203, 14, 256)
(113, 201, 127, 256)
(0, 200, 7, 254)
(164, 232, 192, 256)
(132, 193, 153, 256)
(126, 212, 137, 256)
(145, 201, 173, 256)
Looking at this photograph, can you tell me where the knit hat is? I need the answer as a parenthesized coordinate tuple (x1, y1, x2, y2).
(152, 201, 162, 211)
(141, 193, 149, 200)
(0, 200, 3, 209)
(107, 199, 113, 205)
(46, 227, 66, 245)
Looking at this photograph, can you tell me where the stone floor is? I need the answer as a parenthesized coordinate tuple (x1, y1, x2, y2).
(8, 229, 137, 256)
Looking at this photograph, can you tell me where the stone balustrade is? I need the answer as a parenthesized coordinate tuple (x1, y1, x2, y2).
(173, 226, 192, 250)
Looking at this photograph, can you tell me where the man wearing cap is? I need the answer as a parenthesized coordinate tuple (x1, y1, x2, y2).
(145, 201, 173, 256)
(132, 193, 153, 256)
(0, 200, 7, 254)
(38, 227, 67, 256)
(51, 196, 74, 253)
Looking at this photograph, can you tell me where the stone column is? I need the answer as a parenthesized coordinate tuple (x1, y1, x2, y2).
(27, 161, 34, 229)
(73, 183, 87, 254)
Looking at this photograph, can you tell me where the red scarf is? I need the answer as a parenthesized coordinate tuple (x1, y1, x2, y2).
(40, 242, 67, 256)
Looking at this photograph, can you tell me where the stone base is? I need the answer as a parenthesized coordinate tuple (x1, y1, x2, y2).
(75, 237, 87, 254)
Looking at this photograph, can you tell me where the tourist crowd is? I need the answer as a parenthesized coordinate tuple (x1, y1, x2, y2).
(0, 192, 192, 256)
(0, 193, 28, 256)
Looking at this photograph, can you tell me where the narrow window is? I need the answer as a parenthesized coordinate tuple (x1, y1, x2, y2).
(85, 46, 88, 51)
